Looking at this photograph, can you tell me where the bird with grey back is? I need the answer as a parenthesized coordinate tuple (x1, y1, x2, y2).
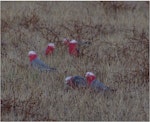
(85, 72, 115, 92)
(28, 51, 56, 72)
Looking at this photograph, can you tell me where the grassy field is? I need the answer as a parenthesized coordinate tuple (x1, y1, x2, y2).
(1, 1, 149, 121)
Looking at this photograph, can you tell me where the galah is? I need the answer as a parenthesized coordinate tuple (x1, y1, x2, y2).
(62, 38, 70, 46)
(28, 51, 56, 71)
(63, 39, 92, 57)
(64, 75, 87, 89)
(45, 43, 55, 56)
(85, 72, 110, 91)
(68, 40, 79, 57)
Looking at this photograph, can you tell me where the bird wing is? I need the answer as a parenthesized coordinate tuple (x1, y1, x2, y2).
(31, 58, 56, 71)
(91, 80, 109, 91)
(72, 76, 87, 87)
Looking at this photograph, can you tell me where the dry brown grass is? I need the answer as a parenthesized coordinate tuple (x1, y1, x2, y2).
(1, 1, 149, 121)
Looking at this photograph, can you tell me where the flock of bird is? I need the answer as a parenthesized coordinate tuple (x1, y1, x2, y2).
(28, 38, 115, 92)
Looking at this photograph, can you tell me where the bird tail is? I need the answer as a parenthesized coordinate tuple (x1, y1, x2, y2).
(106, 87, 117, 92)
(41, 67, 57, 72)
(47, 67, 57, 71)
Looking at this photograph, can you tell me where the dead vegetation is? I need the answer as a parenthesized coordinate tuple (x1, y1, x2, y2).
(1, 1, 149, 121)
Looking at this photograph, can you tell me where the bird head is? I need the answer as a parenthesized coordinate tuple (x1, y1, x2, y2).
(85, 72, 96, 85)
(28, 51, 37, 62)
(65, 76, 72, 84)
(45, 43, 55, 56)
(65, 76, 77, 89)
(69, 40, 78, 56)
(62, 38, 70, 46)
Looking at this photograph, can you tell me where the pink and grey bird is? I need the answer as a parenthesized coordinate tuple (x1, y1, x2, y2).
(45, 43, 55, 56)
(64, 75, 87, 90)
(28, 51, 56, 71)
(63, 39, 92, 57)
(62, 38, 70, 46)
(85, 72, 110, 91)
